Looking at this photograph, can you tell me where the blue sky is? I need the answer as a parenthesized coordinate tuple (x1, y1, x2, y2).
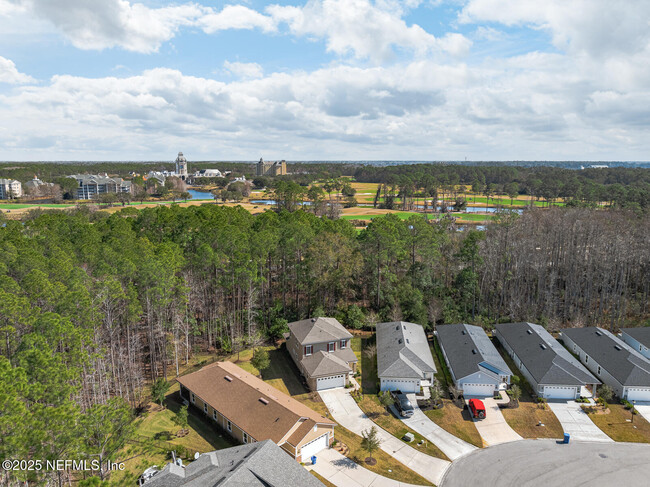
(0, 0, 649, 161)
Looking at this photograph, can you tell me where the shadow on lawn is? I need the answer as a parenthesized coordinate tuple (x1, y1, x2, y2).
(260, 346, 310, 396)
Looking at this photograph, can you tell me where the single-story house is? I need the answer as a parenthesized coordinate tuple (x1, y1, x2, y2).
(376, 321, 436, 393)
(142, 440, 325, 486)
(436, 323, 513, 397)
(620, 327, 650, 361)
(561, 327, 650, 401)
(177, 360, 336, 462)
(286, 317, 358, 391)
(494, 322, 600, 400)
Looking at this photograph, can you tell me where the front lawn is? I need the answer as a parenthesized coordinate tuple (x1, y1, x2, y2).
(424, 399, 483, 448)
(501, 401, 564, 439)
(334, 425, 433, 486)
(585, 403, 650, 443)
(357, 395, 449, 461)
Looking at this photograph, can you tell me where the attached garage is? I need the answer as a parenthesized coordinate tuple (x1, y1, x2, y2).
(299, 433, 329, 460)
(626, 388, 650, 401)
(462, 383, 496, 397)
(543, 385, 577, 399)
(316, 374, 345, 391)
(380, 378, 420, 393)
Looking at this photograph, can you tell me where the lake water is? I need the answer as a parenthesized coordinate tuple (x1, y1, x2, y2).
(416, 205, 523, 214)
(187, 189, 213, 200)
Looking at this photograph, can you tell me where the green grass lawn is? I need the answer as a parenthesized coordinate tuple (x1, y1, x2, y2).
(340, 211, 420, 221)
(360, 337, 379, 394)
(357, 395, 450, 461)
(0, 203, 75, 209)
(424, 400, 483, 448)
(455, 213, 496, 222)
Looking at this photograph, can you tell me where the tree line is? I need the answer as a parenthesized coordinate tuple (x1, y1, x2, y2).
(0, 204, 648, 484)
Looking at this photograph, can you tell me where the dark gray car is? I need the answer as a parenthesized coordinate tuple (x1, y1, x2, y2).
(390, 390, 414, 417)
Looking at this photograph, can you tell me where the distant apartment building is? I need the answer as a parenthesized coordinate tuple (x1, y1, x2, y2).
(24, 176, 54, 193)
(0, 179, 23, 199)
(69, 174, 132, 200)
(256, 158, 287, 177)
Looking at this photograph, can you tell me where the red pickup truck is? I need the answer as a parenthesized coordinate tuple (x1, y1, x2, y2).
(468, 398, 486, 419)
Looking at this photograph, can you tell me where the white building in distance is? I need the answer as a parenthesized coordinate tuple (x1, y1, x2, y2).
(0, 179, 23, 199)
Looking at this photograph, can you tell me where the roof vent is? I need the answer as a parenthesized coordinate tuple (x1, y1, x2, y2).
(614, 345, 622, 351)
(540, 344, 547, 350)
(406, 339, 410, 344)
(311, 318, 316, 322)
(259, 398, 269, 405)
(595, 330, 603, 336)
(462, 330, 467, 335)
(471, 349, 477, 355)
(527, 330, 533, 335)
(398, 339, 403, 344)
(225, 376, 233, 382)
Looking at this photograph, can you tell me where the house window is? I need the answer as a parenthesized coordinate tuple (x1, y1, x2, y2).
(597, 366, 601, 375)
(305, 345, 313, 356)
(243, 432, 248, 443)
(213, 410, 217, 420)
(585, 355, 589, 364)
(203, 403, 208, 414)
(328, 342, 336, 352)
(340, 339, 347, 349)
(227, 420, 232, 432)
(191, 392, 195, 404)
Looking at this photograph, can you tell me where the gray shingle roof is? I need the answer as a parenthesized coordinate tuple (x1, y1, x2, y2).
(144, 440, 325, 487)
(288, 317, 352, 345)
(376, 322, 436, 380)
(563, 327, 650, 387)
(495, 322, 599, 386)
(621, 327, 650, 348)
(301, 349, 355, 377)
(436, 324, 512, 381)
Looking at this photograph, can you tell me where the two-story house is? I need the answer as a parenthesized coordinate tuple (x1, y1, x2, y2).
(286, 317, 358, 391)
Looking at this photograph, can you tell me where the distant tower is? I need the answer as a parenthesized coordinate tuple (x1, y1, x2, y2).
(175, 152, 188, 181)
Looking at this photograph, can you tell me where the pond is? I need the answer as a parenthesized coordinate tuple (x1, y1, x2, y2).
(187, 189, 213, 200)
(416, 205, 523, 214)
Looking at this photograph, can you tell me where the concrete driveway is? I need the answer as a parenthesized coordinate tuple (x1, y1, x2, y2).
(441, 439, 650, 487)
(307, 448, 426, 487)
(319, 388, 450, 486)
(400, 394, 477, 460)
(466, 397, 522, 446)
(548, 401, 613, 442)
(634, 402, 650, 423)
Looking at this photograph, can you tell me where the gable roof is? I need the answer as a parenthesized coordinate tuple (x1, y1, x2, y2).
(301, 350, 354, 377)
(376, 321, 436, 380)
(621, 327, 650, 348)
(177, 361, 334, 445)
(437, 324, 512, 381)
(495, 322, 599, 386)
(144, 440, 325, 487)
(563, 327, 650, 387)
(288, 317, 352, 345)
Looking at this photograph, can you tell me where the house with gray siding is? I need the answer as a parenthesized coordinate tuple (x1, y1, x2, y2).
(286, 317, 357, 391)
(376, 321, 436, 393)
(561, 327, 650, 401)
(620, 328, 650, 360)
(436, 324, 512, 397)
(494, 322, 600, 400)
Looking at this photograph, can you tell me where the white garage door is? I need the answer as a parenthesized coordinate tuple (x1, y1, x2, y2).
(544, 386, 577, 399)
(626, 388, 650, 401)
(300, 433, 329, 460)
(462, 383, 495, 397)
(316, 374, 345, 390)
(380, 379, 420, 393)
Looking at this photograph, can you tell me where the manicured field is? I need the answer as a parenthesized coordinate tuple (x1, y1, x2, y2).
(0, 203, 75, 209)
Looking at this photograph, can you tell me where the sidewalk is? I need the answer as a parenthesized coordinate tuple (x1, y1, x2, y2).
(307, 448, 429, 487)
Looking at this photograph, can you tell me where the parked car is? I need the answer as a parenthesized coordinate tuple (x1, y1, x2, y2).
(468, 398, 486, 419)
(390, 390, 414, 418)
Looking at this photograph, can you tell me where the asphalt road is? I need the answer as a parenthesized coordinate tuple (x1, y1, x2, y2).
(441, 439, 650, 487)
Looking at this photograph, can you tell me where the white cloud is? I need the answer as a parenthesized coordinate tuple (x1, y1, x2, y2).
(0, 56, 34, 83)
(223, 61, 264, 79)
(199, 5, 276, 34)
(267, 0, 470, 62)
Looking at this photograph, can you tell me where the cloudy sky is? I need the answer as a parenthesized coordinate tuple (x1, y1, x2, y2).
(1, 0, 649, 161)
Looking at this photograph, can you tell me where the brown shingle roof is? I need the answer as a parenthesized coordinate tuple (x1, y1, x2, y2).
(177, 361, 334, 445)
(286, 419, 317, 447)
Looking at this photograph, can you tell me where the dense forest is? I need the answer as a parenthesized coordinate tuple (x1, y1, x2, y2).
(0, 201, 649, 484)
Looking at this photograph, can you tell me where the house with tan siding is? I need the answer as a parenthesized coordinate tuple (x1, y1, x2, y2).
(177, 360, 336, 462)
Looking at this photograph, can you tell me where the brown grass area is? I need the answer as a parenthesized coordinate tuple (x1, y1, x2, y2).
(501, 401, 564, 439)
(424, 399, 483, 448)
(310, 471, 338, 487)
(585, 403, 650, 443)
(357, 396, 450, 461)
